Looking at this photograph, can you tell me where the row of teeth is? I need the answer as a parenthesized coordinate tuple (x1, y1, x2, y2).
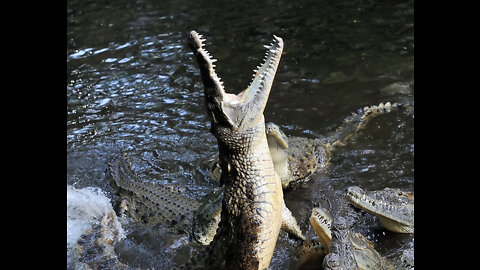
(247, 38, 282, 90)
(343, 101, 400, 129)
(194, 34, 282, 93)
(194, 33, 225, 87)
(360, 101, 401, 118)
(347, 192, 398, 211)
(312, 210, 332, 229)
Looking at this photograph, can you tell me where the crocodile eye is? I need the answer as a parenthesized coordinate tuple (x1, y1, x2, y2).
(324, 253, 340, 268)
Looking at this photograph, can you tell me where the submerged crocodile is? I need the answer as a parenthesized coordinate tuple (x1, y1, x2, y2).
(310, 207, 395, 270)
(346, 186, 414, 233)
(183, 30, 286, 270)
(109, 152, 200, 235)
(210, 101, 405, 189)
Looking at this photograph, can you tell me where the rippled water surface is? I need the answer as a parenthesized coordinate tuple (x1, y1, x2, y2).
(67, 0, 413, 268)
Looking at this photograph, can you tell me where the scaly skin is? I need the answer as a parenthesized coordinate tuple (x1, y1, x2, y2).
(318, 215, 395, 270)
(208, 123, 323, 189)
(109, 152, 200, 233)
(186, 30, 284, 270)
(346, 186, 414, 233)
(401, 249, 414, 269)
(266, 122, 327, 189)
(191, 187, 224, 245)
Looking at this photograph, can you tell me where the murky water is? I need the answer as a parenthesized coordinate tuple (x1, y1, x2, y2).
(67, 0, 413, 268)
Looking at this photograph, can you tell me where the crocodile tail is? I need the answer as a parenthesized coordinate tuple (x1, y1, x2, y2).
(325, 102, 404, 151)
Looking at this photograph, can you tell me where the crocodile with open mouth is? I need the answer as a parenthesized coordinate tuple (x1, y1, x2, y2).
(182, 30, 286, 270)
(346, 186, 414, 233)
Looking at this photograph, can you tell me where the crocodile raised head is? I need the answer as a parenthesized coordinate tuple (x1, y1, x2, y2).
(185, 30, 285, 270)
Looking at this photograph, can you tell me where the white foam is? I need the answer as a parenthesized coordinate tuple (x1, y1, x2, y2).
(66, 185, 125, 249)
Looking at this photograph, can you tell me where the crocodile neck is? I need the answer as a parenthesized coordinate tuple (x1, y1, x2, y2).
(211, 118, 283, 270)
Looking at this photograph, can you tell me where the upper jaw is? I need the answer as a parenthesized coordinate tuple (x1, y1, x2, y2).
(189, 30, 283, 131)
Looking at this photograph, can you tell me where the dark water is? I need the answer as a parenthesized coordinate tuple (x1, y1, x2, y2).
(67, 0, 413, 268)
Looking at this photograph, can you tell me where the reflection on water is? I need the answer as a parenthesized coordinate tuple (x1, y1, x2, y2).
(67, 0, 413, 268)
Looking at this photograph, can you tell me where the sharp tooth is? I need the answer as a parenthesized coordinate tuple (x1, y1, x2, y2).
(264, 45, 271, 49)
(385, 102, 392, 112)
(378, 103, 384, 112)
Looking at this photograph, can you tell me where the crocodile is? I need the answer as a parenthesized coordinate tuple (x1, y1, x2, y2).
(210, 101, 405, 189)
(346, 186, 414, 233)
(310, 209, 395, 270)
(184, 30, 285, 270)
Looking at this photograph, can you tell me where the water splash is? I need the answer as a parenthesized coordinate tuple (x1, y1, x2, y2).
(66, 186, 125, 262)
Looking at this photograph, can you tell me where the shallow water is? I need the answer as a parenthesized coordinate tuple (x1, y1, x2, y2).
(67, 0, 413, 268)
